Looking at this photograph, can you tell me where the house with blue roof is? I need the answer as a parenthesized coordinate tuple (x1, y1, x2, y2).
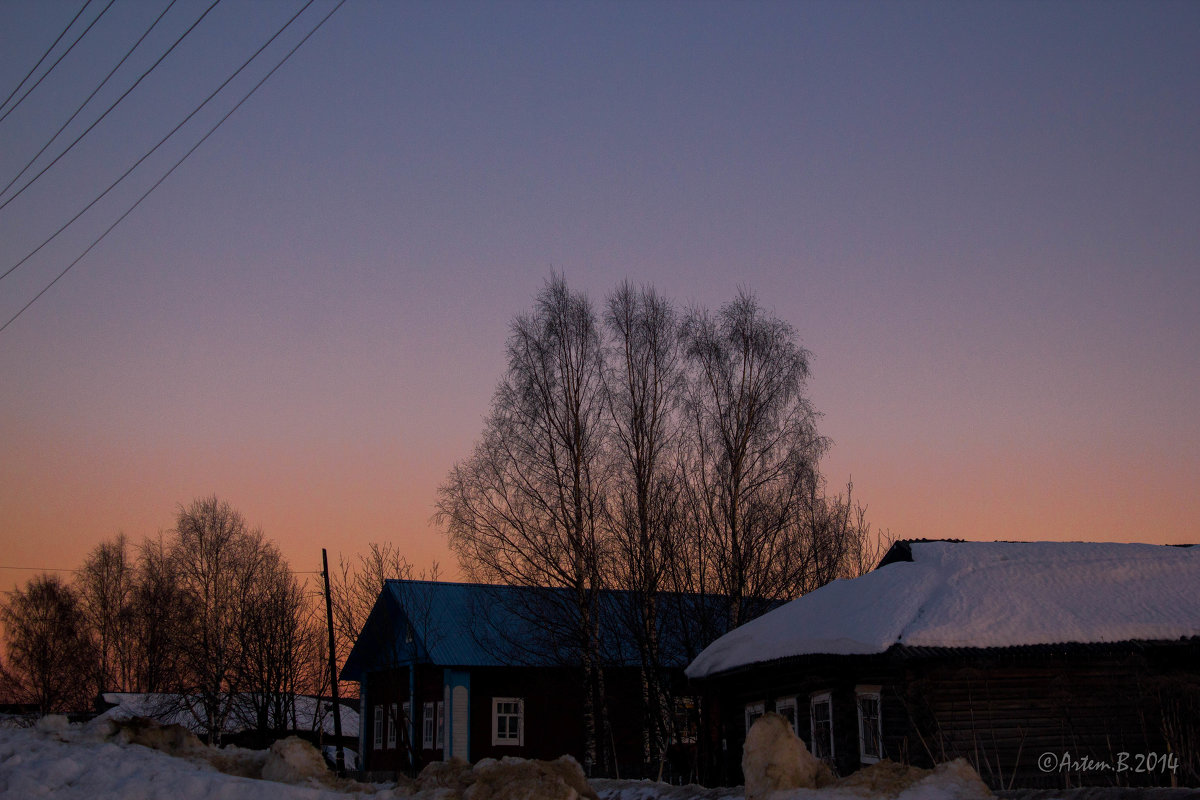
(340, 579, 730, 777)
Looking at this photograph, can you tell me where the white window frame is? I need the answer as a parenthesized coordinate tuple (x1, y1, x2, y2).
(856, 686, 882, 764)
(744, 700, 765, 734)
(775, 697, 798, 735)
(422, 701, 435, 749)
(435, 701, 445, 750)
(373, 704, 384, 750)
(492, 697, 524, 746)
(672, 696, 698, 745)
(810, 692, 834, 761)
(386, 703, 398, 748)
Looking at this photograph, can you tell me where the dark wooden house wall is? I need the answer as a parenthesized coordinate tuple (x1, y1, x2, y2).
(899, 647, 1197, 790)
(360, 663, 692, 777)
(699, 642, 1200, 790)
(698, 653, 905, 783)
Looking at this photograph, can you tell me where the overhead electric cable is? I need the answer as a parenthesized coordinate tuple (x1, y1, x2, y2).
(0, 566, 79, 573)
(0, 0, 347, 335)
(0, 0, 182, 200)
(0, 0, 223, 215)
(0, 0, 119, 126)
(1, 0, 313, 283)
(0, 0, 93, 115)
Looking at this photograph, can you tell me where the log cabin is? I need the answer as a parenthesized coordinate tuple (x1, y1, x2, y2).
(341, 579, 728, 779)
(685, 540, 1200, 790)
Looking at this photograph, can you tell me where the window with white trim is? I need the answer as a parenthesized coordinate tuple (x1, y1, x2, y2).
(435, 701, 445, 750)
(401, 700, 411, 746)
(744, 701, 765, 734)
(673, 696, 698, 745)
(775, 697, 798, 734)
(856, 686, 882, 764)
(422, 701, 435, 749)
(810, 692, 834, 761)
(386, 703, 398, 748)
(373, 704, 384, 750)
(492, 697, 523, 746)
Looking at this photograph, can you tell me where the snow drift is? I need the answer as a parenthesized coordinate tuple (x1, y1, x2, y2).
(741, 712, 832, 799)
(401, 754, 600, 800)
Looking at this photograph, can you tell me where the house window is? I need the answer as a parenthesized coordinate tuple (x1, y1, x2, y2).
(673, 696, 699, 745)
(744, 701, 765, 733)
(435, 701, 445, 750)
(401, 701, 411, 745)
(856, 686, 882, 764)
(810, 692, 834, 761)
(775, 697, 798, 735)
(373, 704, 384, 750)
(423, 701, 435, 749)
(492, 697, 523, 746)
(386, 703, 398, 748)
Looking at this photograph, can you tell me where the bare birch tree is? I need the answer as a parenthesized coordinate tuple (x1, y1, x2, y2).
(0, 574, 97, 713)
(436, 274, 610, 772)
(129, 533, 188, 693)
(601, 281, 685, 769)
(171, 495, 273, 744)
(234, 546, 316, 741)
(77, 534, 136, 693)
(681, 291, 828, 626)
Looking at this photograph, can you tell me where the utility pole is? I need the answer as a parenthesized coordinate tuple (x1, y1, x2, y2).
(322, 548, 345, 772)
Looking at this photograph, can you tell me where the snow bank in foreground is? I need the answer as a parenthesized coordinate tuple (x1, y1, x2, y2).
(0, 717, 372, 799)
(593, 759, 992, 800)
(401, 754, 599, 800)
(13, 718, 1182, 800)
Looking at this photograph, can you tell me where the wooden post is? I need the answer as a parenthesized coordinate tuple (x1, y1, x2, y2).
(322, 548, 345, 772)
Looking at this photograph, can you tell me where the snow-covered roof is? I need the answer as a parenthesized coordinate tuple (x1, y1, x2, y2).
(686, 540, 1200, 678)
(96, 692, 358, 737)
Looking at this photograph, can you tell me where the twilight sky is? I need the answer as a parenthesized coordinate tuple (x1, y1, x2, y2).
(1, 0, 1197, 588)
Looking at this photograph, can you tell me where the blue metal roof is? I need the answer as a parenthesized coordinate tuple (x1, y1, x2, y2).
(340, 580, 733, 681)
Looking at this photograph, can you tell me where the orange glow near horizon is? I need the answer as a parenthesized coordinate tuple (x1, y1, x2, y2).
(2, 2, 1198, 592)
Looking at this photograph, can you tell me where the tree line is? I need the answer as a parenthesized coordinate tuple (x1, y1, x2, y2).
(0, 496, 325, 744)
(435, 275, 891, 774)
(1, 277, 892, 776)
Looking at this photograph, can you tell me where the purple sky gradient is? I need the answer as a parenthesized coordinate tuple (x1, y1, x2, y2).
(1, 0, 1197, 586)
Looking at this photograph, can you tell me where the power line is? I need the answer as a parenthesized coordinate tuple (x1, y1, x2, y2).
(0, 565, 321, 574)
(1, 0, 317, 285)
(0, 566, 78, 572)
(0, 0, 119, 127)
(0, 0, 182, 200)
(0, 0, 93, 115)
(0, 0, 224, 215)
(0, 0, 347, 335)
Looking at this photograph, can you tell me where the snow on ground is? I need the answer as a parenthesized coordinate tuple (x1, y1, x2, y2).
(0, 716, 374, 799)
(2, 719, 1195, 800)
(688, 541, 1200, 677)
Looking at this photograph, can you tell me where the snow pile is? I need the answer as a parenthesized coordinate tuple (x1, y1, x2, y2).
(742, 713, 832, 800)
(688, 541, 1200, 677)
(33, 714, 71, 737)
(0, 717, 371, 799)
(400, 754, 599, 800)
(262, 736, 333, 784)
